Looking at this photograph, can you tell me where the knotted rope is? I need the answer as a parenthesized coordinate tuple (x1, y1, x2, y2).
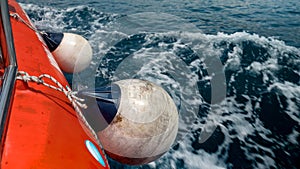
(11, 12, 107, 158)
(16, 71, 103, 149)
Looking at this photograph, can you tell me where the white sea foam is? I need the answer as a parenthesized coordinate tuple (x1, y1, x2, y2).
(20, 3, 300, 169)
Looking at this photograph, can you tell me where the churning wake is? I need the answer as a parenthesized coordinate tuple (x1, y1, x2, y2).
(21, 3, 300, 169)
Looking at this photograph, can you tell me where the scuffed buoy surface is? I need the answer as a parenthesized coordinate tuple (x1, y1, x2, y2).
(98, 79, 179, 165)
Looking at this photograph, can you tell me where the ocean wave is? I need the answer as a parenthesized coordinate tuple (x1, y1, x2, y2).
(20, 3, 300, 169)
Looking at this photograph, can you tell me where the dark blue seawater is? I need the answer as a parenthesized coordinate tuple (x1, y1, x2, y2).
(18, 0, 299, 169)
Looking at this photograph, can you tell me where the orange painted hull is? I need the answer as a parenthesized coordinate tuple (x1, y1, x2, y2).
(1, 1, 109, 168)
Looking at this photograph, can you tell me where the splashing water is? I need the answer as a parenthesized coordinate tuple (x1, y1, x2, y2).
(20, 2, 300, 169)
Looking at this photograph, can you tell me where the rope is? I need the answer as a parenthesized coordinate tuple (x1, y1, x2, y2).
(10, 13, 49, 37)
(16, 71, 104, 149)
(10, 13, 108, 160)
(10, 13, 39, 33)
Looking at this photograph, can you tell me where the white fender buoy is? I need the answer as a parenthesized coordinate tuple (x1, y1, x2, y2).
(97, 79, 179, 165)
(42, 32, 92, 73)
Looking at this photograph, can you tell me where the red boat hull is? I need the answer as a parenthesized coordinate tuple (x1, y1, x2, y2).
(1, 1, 109, 168)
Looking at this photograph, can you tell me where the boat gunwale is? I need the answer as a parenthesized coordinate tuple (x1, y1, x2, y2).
(0, 0, 18, 158)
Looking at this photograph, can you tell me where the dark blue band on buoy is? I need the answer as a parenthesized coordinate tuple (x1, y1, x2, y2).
(78, 84, 120, 131)
(41, 32, 64, 52)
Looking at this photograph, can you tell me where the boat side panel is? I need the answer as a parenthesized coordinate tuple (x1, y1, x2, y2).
(1, 1, 109, 168)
